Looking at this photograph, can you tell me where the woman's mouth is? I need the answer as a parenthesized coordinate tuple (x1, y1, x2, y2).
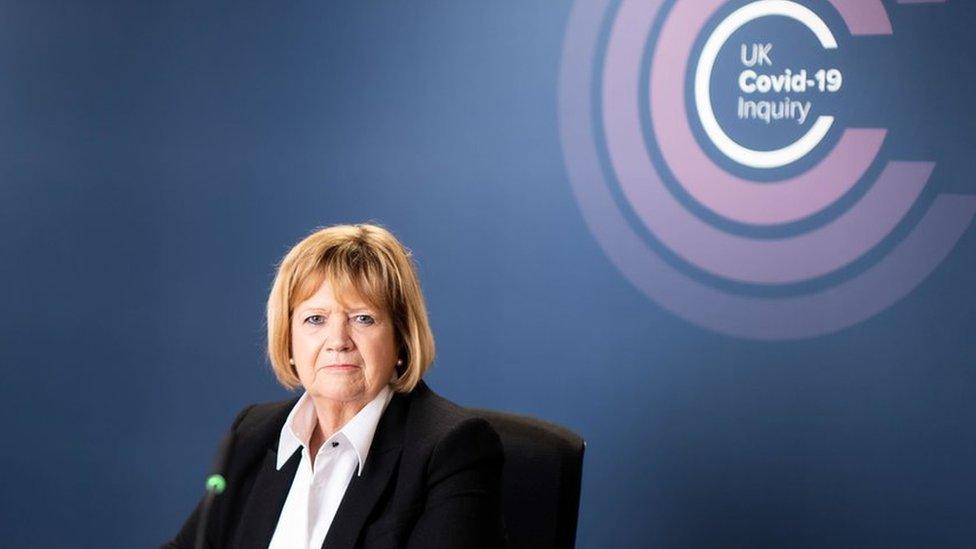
(320, 363, 359, 371)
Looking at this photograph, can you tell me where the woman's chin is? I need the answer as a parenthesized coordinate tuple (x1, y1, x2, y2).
(310, 381, 367, 404)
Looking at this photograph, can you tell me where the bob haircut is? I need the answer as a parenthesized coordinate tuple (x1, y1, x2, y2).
(266, 223, 435, 393)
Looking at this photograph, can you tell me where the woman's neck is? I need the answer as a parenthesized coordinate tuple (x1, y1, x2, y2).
(307, 397, 367, 466)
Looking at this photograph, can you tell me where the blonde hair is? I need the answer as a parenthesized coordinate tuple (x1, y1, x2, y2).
(266, 223, 435, 392)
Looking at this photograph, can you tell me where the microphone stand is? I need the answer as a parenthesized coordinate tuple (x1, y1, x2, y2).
(194, 430, 235, 549)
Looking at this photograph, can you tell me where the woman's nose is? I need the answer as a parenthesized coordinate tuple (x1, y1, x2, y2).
(323, 317, 353, 351)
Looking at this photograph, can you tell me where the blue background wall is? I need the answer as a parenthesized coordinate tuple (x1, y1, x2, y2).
(1, 1, 973, 547)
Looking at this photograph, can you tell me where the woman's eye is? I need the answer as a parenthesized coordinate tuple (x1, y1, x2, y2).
(304, 314, 325, 325)
(352, 314, 375, 326)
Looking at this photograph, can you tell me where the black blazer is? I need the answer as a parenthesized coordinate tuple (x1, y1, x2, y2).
(164, 381, 507, 548)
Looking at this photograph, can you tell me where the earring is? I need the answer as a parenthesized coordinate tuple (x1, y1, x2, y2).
(289, 357, 295, 366)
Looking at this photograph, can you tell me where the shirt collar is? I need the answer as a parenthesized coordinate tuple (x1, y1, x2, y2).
(276, 384, 394, 475)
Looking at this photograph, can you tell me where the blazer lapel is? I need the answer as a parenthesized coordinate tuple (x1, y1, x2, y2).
(322, 390, 411, 548)
(235, 447, 301, 549)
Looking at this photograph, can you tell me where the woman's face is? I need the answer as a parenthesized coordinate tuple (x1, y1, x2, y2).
(290, 279, 398, 407)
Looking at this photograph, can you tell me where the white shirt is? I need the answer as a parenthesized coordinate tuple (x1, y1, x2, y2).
(268, 386, 394, 549)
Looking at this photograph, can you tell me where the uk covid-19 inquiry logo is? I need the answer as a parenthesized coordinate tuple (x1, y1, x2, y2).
(559, 0, 975, 340)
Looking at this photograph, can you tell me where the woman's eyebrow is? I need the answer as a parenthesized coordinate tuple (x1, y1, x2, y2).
(296, 304, 375, 314)
(294, 305, 330, 314)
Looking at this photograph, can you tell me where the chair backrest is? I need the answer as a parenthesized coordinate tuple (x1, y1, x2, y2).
(471, 408, 585, 549)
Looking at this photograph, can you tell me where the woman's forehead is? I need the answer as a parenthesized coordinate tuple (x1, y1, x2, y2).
(293, 273, 384, 310)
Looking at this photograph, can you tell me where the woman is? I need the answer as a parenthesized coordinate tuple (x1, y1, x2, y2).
(165, 223, 506, 548)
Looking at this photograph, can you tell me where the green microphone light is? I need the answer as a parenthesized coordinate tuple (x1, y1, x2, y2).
(205, 474, 227, 495)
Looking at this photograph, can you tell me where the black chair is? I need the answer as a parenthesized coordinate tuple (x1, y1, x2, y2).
(471, 409, 585, 549)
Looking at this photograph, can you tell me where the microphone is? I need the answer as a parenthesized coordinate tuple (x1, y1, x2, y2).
(194, 429, 236, 549)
